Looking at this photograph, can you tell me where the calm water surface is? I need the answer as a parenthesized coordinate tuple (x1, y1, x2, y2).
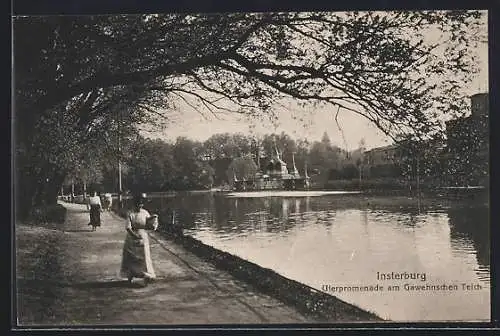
(141, 192, 490, 322)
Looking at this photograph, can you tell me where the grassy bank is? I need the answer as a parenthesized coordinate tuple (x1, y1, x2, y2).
(18, 203, 67, 227)
(322, 178, 407, 192)
(307, 193, 488, 212)
(15, 205, 69, 324)
(323, 178, 488, 193)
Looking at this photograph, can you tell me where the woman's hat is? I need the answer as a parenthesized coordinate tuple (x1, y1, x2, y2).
(132, 192, 147, 203)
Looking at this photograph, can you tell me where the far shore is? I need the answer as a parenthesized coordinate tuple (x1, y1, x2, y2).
(61, 184, 488, 207)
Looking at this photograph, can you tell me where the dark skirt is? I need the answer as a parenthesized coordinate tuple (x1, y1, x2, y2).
(89, 204, 101, 227)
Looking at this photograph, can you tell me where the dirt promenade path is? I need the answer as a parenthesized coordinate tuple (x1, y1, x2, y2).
(15, 202, 316, 326)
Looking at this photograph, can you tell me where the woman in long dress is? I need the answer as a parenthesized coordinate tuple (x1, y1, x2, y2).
(87, 191, 102, 231)
(120, 193, 159, 285)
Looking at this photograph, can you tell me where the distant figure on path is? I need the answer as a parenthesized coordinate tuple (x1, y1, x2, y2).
(87, 191, 102, 231)
(120, 193, 159, 286)
(102, 193, 113, 211)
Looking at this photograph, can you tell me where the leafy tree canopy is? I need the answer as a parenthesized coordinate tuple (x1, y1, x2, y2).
(15, 11, 486, 140)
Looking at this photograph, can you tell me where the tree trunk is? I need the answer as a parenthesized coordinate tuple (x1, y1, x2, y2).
(15, 168, 37, 220)
(15, 155, 67, 221)
(47, 169, 67, 205)
(14, 109, 42, 219)
(14, 105, 72, 218)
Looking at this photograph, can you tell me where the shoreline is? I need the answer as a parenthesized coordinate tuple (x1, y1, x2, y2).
(61, 184, 489, 202)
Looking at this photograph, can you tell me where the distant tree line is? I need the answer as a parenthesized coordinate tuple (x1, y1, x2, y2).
(62, 131, 373, 194)
(64, 121, 489, 195)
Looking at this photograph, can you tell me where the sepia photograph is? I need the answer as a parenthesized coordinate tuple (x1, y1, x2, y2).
(13, 9, 490, 326)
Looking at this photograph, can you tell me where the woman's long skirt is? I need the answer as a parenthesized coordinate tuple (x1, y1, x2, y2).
(89, 205, 101, 227)
(120, 229, 156, 279)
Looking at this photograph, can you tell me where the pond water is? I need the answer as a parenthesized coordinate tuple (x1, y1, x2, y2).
(136, 192, 490, 322)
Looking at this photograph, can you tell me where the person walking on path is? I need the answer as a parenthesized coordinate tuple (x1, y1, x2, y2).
(120, 193, 159, 286)
(87, 191, 102, 231)
(102, 193, 113, 211)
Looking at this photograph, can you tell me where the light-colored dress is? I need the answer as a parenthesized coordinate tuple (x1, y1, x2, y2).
(120, 208, 158, 279)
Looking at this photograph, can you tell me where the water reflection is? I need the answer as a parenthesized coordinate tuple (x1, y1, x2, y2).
(447, 205, 490, 282)
(142, 194, 490, 275)
(126, 193, 489, 321)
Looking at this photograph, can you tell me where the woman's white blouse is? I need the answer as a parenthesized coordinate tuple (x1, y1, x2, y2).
(88, 196, 102, 206)
(126, 208, 151, 230)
